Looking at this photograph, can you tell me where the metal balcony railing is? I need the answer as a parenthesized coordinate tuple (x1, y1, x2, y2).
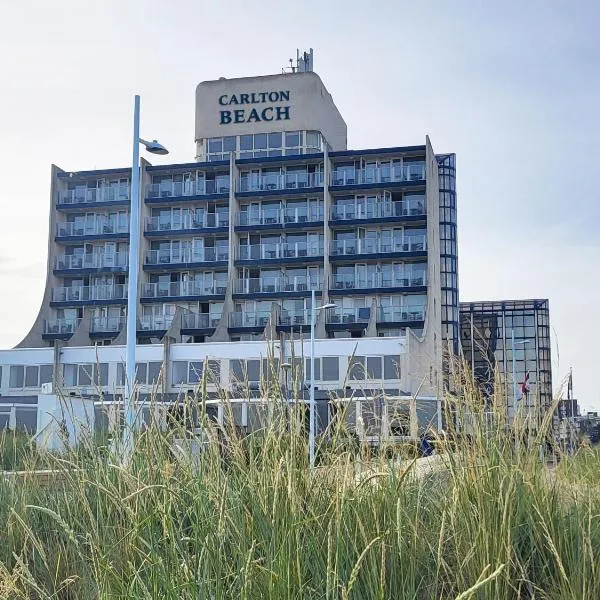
(90, 316, 126, 333)
(330, 235, 427, 256)
(146, 178, 230, 198)
(238, 171, 323, 193)
(141, 280, 226, 298)
(145, 248, 228, 265)
(237, 242, 324, 261)
(331, 273, 426, 290)
(138, 314, 175, 331)
(331, 198, 425, 220)
(55, 252, 129, 270)
(234, 276, 321, 294)
(326, 307, 371, 324)
(57, 186, 130, 205)
(43, 318, 81, 335)
(181, 312, 220, 329)
(278, 310, 310, 326)
(229, 311, 272, 328)
(377, 307, 426, 323)
(238, 205, 324, 226)
(331, 163, 425, 186)
(146, 213, 228, 232)
(57, 221, 129, 237)
(52, 284, 127, 303)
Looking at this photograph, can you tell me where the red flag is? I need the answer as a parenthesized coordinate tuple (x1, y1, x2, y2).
(520, 372, 530, 396)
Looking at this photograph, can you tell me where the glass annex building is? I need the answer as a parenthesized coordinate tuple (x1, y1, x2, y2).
(0, 52, 551, 435)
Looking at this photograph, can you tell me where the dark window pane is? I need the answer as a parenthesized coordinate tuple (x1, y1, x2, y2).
(384, 355, 400, 380)
(268, 132, 282, 148)
(223, 136, 236, 152)
(9, 366, 24, 388)
(254, 134, 267, 149)
(240, 135, 253, 151)
(366, 357, 382, 379)
(78, 364, 92, 386)
(40, 365, 53, 385)
(148, 362, 162, 385)
(322, 357, 339, 381)
(25, 366, 39, 387)
(188, 361, 203, 384)
(172, 361, 187, 385)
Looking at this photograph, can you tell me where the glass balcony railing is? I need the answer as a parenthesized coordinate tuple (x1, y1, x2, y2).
(330, 236, 427, 256)
(331, 198, 425, 220)
(378, 307, 426, 323)
(57, 221, 129, 237)
(52, 284, 127, 303)
(146, 178, 230, 199)
(235, 276, 321, 294)
(57, 186, 130, 205)
(43, 318, 81, 335)
(331, 273, 426, 290)
(237, 242, 324, 261)
(229, 311, 271, 328)
(91, 316, 126, 333)
(139, 314, 175, 331)
(238, 172, 323, 193)
(146, 213, 228, 232)
(145, 248, 229, 265)
(331, 163, 425, 186)
(141, 280, 227, 298)
(55, 252, 129, 270)
(181, 312, 220, 329)
(326, 307, 371, 325)
(238, 205, 324, 226)
(278, 310, 310, 326)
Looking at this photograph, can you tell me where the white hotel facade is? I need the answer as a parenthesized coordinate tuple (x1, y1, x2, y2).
(0, 54, 459, 437)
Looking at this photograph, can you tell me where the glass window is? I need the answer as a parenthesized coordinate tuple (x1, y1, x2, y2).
(268, 132, 282, 148)
(40, 365, 53, 385)
(188, 361, 203, 384)
(285, 131, 301, 148)
(95, 363, 109, 387)
(240, 135, 253, 151)
(366, 357, 382, 379)
(78, 364, 92, 386)
(349, 356, 364, 380)
(208, 138, 222, 153)
(25, 366, 39, 387)
(254, 134, 267, 150)
(306, 131, 321, 149)
(136, 363, 148, 385)
(223, 136, 236, 152)
(322, 357, 339, 381)
(63, 364, 77, 387)
(247, 360, 260, 383)
(148, 362, 162, 385)
(10, 366, 24, 388)
(384, 355, 401, 379)
(172, 361, 187, 385)
(206, 360, 220, 384)
(305, 358, 321, 381)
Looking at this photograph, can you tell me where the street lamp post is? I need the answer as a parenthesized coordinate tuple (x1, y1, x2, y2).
(309, 289, 336, 469)
(123, 95, 168, 461)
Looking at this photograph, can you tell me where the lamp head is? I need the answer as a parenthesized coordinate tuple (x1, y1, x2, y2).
(320, 303, 337, 310)
(141, 138, 169, 155)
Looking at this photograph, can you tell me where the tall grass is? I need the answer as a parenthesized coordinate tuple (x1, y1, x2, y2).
(0, 363, 598, 599)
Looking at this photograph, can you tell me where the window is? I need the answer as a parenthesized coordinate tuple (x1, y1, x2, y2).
(9, 366, 24, 388)
(63, 363, 104, 387)
(231, 359, 260, 384)
(172, 361, 188, 385)
(349, 357, 385, 380)
(118, 362, 163, 386)
(305, 357, 339, 381)
(206, 136, 236, 161)
(384, 356, 401, 380)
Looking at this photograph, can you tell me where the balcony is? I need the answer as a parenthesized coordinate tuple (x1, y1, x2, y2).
(91, 316, 126, 334)
(279, 310, 310, 327)
(234, 276, 321, 295)
(326, 307, 371, 325)
(331, 273, 426, 291)
(141, 280, 227, 299)
(146, 213, 228, 232)
(229, 311, 271, 328)
(146, 179, 230, 199)
(56, 221, 129, 238)
(238, 205, 324, 227)
(54, 252, 128, 271)
(43, 318, 81, 336)
(139, 314, 175, 331)
(52, 284, 127, 303)
(145, 248, 228, 266)
(331, 163, 425, 187)
(330, 236, 427, 257)
(237, 242, 324, 261)
(238, 172, 323, 193)
(181, 312, 220, 329)
(378, 307, 426, 323)
(331, 198, 425, 221)
(57, 186, 130, 206)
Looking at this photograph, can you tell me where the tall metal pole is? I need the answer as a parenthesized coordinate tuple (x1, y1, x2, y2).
(124, 94, 141, 458)
(309, 288, 316, 469)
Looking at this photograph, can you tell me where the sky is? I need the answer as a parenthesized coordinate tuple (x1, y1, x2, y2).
(0, 0, 598, 409)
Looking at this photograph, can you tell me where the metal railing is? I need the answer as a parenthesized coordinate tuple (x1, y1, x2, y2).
(141, 280, 227, 298)
(279, 310, 310, 326)
(377, 307, 426, 323)
(139, 314, 175, 331)
(331, 198, 426, 220)
(145, 248, 229, 265)
(181, 312, 220, 329)
(229, 311, 272, 328)
(52, 284, 127, 302)
(146, 178, 230, 198)
(331, 164, 425, 186)
(237, 242, 324, 261)
(55, 252, 129, 270)
(330, 235, 427, 256)
(235, 276, 321, 294)
(90, 316, 126, 333)
(238, 205, 324, 226)
(57, 186, 130, 205)
(238, 171, 323, 192)
(331, 273, 426, 290)
(57, 220, 129, 237)
(326, 307, 371, 324)
(146, 213, 228, 232)
(43, 318, 81, 335)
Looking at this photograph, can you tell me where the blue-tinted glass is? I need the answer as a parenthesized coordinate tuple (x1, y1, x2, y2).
(240, 135, 253, 151)
(268, 132, 282, 148)
(254, 134, 267, 149)
(223, 136, 236, 152)
(208, 138, 222, 153)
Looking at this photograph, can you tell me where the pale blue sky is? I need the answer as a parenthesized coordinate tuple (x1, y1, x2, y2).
(0, 1, 598, 408)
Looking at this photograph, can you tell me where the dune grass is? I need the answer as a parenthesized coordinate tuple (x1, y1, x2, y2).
(0, 377, 598, 599)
